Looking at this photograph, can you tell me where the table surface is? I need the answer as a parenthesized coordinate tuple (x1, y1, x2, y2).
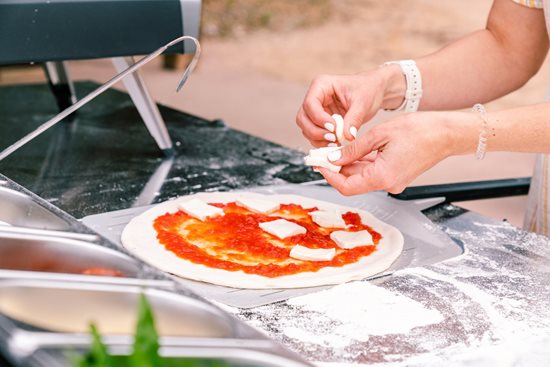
(0, 82, 319, 218)
(1, 82, 550, 366)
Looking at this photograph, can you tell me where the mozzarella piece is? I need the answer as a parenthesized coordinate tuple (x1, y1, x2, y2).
(332, 113, 346, 145)
(236, 197, 280, 214)
(259, 219, 306, 239)
(309, 210, 347, 228)
(290, 245, 336, 262)
(304, 146, 342, 173)
(178, 198, 224, 221)
(330, 230, 373, 249)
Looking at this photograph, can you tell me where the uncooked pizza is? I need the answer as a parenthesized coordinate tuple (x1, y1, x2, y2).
(121, 192, 404, 289)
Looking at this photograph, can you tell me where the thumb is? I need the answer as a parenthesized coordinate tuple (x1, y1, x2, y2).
(327, 134, 380, 166)
(343, 104, 368, 141)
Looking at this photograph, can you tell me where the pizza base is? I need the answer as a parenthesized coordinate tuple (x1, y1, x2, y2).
(121, 192, 404, 289)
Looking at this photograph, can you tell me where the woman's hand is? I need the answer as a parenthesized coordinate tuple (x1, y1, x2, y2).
(296, 65, 406, 147)
(318, 111, 476, 195)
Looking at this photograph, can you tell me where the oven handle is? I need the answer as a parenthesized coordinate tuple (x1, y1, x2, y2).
(389, 177, 531, 202)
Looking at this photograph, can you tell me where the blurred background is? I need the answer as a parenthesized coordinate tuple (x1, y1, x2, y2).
(1, 0, 548, 227)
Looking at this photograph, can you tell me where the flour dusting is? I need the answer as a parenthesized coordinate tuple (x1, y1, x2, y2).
(285, 280, 443, 345)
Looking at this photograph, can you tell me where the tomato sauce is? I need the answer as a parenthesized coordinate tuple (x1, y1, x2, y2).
(154, 202, 381, 278)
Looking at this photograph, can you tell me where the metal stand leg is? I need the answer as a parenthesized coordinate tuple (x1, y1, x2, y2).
(43, 61, 77, 114)
(111, 56, 174, 156)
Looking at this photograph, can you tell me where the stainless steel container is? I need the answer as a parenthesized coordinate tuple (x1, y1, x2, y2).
(20, 343, 311, 367)
(0, 280, 237, 337)
(0, 185, 71, 230)
(0, 279, 312, 367)
(0, 280, 314, 367)
(0, 232, 140, 277)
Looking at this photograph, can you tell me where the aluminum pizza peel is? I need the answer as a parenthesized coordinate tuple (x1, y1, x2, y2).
(81, 182, 462, 308)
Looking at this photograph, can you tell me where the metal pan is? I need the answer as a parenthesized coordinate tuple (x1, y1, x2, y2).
(0, 225, 99, 243)
(0, 232, 140, 278)
(0, 280, 237, 338)
(0, 280, 314, 367)
(0, 186, 71, 230)
(13, 336, 313, 367)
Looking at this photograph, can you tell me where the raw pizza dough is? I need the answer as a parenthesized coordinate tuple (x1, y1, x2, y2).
(121, 192, 404, 289)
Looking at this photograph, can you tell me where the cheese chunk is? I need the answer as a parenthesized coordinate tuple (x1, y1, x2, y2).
(309, 210, 347, 228)
(290, 245, 336, 262)
(178, 198, 224, 221)
(259, 219, 306, 239)
(330, 230, 373, 249)
(332, 113, 346, 145)
(236, 197, 280, 214)
(304, 146, 342, 173)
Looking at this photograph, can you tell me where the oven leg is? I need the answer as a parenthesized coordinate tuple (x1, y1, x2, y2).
(111, 56, 174, 157)
(43, 61, 77, 116)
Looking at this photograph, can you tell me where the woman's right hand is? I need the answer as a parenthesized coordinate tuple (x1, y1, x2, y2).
(296, 65, 406, 147)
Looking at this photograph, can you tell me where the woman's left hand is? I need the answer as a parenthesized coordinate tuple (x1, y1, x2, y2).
(318, 111, 476, 195)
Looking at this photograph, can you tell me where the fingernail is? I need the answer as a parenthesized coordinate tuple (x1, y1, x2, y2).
(324, 122, 335, 132)
(327, 143, 338, 147)
(324, 133, 336, 142)
(350, 126, 358, 139)
(328, 150, 342, 162)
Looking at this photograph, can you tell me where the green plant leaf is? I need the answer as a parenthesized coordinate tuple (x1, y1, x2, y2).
(75, 323, 112, 367)
(73, 294, 234, 367)
(129, 293, 161, 367)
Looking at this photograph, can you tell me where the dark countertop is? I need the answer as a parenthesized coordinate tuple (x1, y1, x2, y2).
(2, 82, 550, 366)
(0, 82, 319, 219)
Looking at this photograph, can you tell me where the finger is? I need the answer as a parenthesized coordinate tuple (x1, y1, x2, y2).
(302, 131, 333, 148)
(327, 129, 387, 166)
(302, 80, 338, 129)
(331, 94, 347, 118)
(310, 139, 336, 148)
(318, 167, 380, 196)
(298, 108, 336, 143)
(342, 104, 367, 141)
(340, 161, 370, 176)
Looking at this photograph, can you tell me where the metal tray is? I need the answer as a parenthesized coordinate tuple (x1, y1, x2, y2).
(0, 184, 71, 230)
(0, 280, 236, 337)
(19, 343, 312, 367)
(82, 183, 463, 308)
(0, 279, 314, 367)
(0, 232, 141, 278)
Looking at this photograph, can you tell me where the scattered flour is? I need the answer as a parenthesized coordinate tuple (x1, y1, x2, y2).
(284, 280, 444, 346)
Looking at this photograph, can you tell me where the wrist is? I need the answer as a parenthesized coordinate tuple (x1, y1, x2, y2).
(442, 111, 481, 156)
(379, 64, 407, 110)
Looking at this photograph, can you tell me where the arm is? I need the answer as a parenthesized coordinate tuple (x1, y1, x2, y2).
(321, 103, 550, 195)
(296, 0, 549, 143)
(413, 0, 549, 110)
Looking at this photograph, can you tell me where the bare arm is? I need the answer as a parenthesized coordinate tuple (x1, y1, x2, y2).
(297, 0, 549, 144)
(384, 0, 549, 110)
(319, 102, 550, 195)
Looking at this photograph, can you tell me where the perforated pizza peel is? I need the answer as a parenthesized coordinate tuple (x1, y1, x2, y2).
(82, 183, 462, 308)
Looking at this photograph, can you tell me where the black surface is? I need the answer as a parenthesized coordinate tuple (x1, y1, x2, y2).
(0, 352, 14, 367)
(0, 0, 186, 64)
(0, 82, 320, 218)
(390, 177, 531, 202)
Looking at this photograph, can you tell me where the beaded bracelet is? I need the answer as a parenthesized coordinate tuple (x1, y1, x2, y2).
(472, 103, 489, 160)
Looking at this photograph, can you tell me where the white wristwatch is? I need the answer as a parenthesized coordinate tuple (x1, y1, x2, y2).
(383, 59, 423, 113)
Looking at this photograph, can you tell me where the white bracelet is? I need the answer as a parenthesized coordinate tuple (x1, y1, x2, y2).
(383, 60, 423, 112)
(472, 103, 489, 160)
